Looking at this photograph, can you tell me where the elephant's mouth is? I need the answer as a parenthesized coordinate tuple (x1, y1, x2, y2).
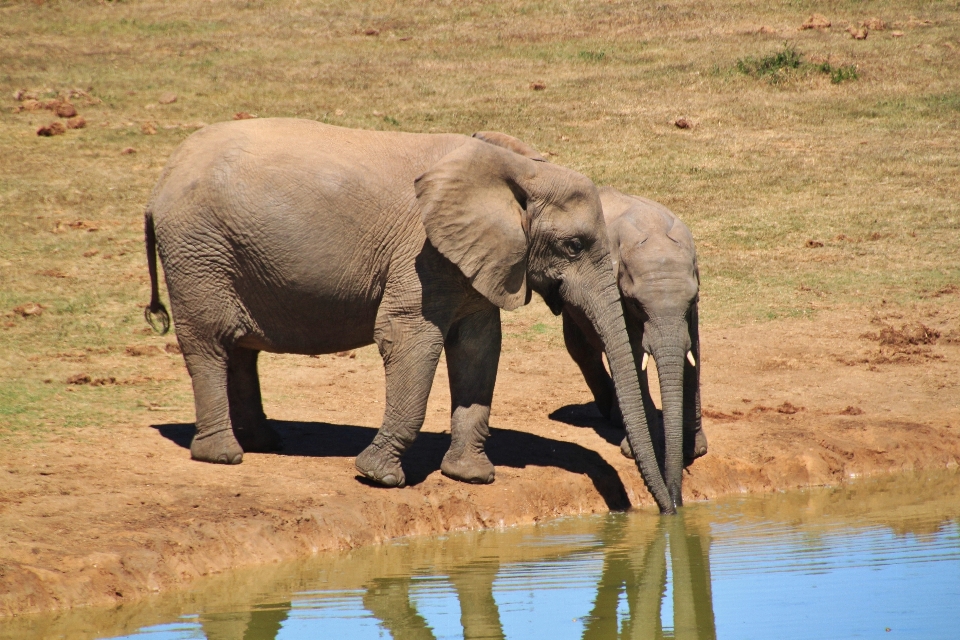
(542, 280, 564, 315)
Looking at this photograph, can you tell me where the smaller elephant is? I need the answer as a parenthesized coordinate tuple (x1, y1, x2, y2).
(562, 188, 706, 507)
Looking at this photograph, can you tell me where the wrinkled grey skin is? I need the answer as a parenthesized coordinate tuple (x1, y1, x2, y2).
(563, 188, 705, 509)
(145, 120, 678, 513)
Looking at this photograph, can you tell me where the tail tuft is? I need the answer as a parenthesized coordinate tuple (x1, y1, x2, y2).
(144, 303, 170, 335)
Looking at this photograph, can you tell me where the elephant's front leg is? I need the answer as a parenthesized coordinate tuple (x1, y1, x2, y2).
(441, 307, 500, 484)
(355, 315, 444, 488)
(562, 310, 617, 421)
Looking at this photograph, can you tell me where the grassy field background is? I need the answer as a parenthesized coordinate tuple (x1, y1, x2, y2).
(1, 0, 958, 436)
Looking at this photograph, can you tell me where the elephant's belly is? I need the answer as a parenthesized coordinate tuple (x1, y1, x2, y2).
(236, 291, 381, 356)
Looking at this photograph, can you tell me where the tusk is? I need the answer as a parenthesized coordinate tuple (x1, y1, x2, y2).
(687, 350, 697, 367)
(641, 352, 649, 371)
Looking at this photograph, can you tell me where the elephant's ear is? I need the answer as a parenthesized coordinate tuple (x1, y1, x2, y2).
(472, 131, 547, 162)
(416, 139, 537, 311)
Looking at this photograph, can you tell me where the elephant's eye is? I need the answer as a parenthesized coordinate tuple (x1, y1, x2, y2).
(565, 238, 584, 257)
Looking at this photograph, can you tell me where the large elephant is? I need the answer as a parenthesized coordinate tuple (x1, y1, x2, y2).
(144, 119, 679, 513)
(472, 133, 705, 508)
(563, 188, 706, 509)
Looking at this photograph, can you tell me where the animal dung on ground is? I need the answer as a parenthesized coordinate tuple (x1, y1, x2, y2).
(158, 92, 178, 104)
(66, 374, 117, 386)
(13, 302, 45, 317)
(55, 102, 77, 118)
(121, 147, 136, 155)
(165, 342, 181, 354)
(37, 121, 66, 136)
(847, 25, 868, 40)
(16, 99, 42, 112)
(126, 345, 163, 357)
(839, 405, 865, 415)
(530, 82, 547, 91)
(673, 117, 693, 129)
(776, 401, 803, 414)
(800, 14, 831, 30)
(66, 116, 86, 129)
(805, 239, 824, 248)
(364, 28, 380, 36)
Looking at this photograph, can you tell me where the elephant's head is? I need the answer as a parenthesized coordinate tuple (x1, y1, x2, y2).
(602, 187, 703, 508)
(414, 134, 677, 513)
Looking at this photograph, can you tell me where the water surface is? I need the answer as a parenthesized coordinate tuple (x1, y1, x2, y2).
(6, 470, 960, 640)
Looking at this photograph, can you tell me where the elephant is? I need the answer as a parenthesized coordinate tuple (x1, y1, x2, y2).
(143, 119, 679, 513)
(472, 132, 705, 508)
(563, 188, 706, 509)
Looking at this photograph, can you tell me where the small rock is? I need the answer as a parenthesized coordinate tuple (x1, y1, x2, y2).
(673, 117, 693, 129)
(55, 102, 77, 118)
(233, 111, 256, 120)
(158, 92, 178, 104)
(66, 116, 86, 129)
(530, 82, 547, 91)
(121, 147, 136, 155)
(805, 239, 824, 248)
(800, 14, 831, 30)
(141, 122, 157, 135)
(37, 122, 66, 137)
(13, 302, 45, 317)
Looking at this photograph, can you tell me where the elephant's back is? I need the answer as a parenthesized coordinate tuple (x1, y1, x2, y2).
(147, 120, 467, 353)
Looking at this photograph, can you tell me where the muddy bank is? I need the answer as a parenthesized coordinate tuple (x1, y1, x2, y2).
(2, 306, 960, 618)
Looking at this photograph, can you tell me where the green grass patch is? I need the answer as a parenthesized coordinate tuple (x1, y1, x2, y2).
(737, 43, 858, 84)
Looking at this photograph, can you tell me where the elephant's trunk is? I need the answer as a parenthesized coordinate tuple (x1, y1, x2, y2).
(568, 275, 675, 514)
(645, 319, 688, 508)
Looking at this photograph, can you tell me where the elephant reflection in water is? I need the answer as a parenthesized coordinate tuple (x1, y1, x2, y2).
(197, 602, 290, 640)
(583, 515, 716, 640)
(193, 515, 713, 640)
(361, 515, 714, 640)
(363, 560, 505, 640)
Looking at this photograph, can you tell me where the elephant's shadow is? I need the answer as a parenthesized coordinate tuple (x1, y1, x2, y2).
(152, 418, 631, 510)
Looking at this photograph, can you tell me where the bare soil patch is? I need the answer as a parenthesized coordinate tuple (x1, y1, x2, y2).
(2, 305, 959, 618)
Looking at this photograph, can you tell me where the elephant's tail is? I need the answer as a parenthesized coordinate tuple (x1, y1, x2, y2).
(144, 209, 171, 335)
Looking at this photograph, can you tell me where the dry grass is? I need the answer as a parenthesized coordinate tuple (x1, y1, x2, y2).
(1, 0, 958, 434)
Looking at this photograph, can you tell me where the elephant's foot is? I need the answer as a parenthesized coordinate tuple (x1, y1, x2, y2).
(355, 442, 406, 487)
(441, 448, 495, 484)
(234, 420, 282, 453)
(684, 429, 708, 466)
(191, 428, 243, 465)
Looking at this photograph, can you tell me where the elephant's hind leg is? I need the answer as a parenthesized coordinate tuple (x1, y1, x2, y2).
(227, 347, 281, 453)
(441, 307, 499, 484)
(184, 347, 244, 465)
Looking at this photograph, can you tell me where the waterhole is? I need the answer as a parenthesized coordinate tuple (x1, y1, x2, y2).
(6, 470, 960, 639)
